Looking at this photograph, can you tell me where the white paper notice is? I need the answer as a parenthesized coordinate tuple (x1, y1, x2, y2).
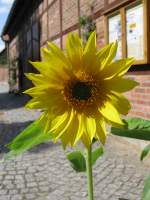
(108, 14, 122, 60)
(126, 4, 144, 60)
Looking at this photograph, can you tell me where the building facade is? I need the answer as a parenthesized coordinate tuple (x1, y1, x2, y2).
(1, 0, 150, 119)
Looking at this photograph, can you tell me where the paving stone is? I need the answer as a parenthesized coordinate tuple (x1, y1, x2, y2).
(5, 175, 14, 180)
(9, 189, 19, 195)
(0, 189, 8, 195)
(0, 195, 11, 200)
(39, 186, 50, 192)
(10, 194, 23, 200)
(24, 193, 37, 199)
(0, 83, 149, 200)
(27, 182, 37, 188)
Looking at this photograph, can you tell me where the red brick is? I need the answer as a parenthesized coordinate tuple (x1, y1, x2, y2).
(48, 0, 54, 5)
(48, 0, 60, 38)
(43, 0, 48, 10)
(40, 12, 48, 45)
(141, 82, 150, 87)
(96, 16, 105, 48)
(80, 0, 91, 16)
(0, 68, 8, 82)
(6, 0, 150, 121)
(134, 88, 146, 93)
(39, 2, 43, 15)
(62, 0, 78, 31)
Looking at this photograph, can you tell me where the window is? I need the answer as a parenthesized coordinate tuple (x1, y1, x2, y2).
(105, 0, 147, 65)
(108, 13, 122, 60)
(126, 4, 144, 60)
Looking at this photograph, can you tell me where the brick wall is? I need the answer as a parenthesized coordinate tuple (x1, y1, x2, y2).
(9, 36, 18, 60)
(126, 71, 150, 120)
(39, 0, 150, 120)
(96, 16, 105, 48)
(62, 0, 78, 31)
(7, 0, 150, 120)
(40, 12, 48, 45)
(48, 0, 60, 38)
(0, 67, 8, 82)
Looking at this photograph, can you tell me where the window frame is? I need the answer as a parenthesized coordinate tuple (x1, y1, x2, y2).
(104, 0, 148, 65)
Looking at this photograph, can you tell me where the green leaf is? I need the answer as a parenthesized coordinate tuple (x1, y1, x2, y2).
(141, 144, 150, 160)
(67, 151, 86, 172)
(142, 176, 150, 200)
(67, 146, 104, 172)
(126, 117, 150, 130)
(5, 119, 53, 159)
(111, 117, 150, 141)
(92, 146, 104, 166)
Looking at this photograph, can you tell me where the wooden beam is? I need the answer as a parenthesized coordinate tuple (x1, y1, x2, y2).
(47, 0, 49, 41)
(78, 0, 81, 36)
(60, 0, 63, 49)
(120, 7, 126, 58)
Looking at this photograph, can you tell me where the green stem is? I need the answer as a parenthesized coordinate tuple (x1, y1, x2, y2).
(86, 144, 94, 200)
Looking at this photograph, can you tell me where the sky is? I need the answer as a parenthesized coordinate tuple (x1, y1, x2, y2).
(0, 0, 14, 52)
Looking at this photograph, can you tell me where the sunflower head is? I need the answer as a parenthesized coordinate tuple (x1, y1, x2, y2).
(24, 31, 139, 149)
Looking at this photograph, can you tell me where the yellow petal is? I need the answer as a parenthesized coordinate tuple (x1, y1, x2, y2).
(50, 111, 70, 133)
(100, 58, 134, 79)
(25, 73, 48, 86)
(52, 110, 74, 141)
(84, 31, 97, 55)
(43, 113, 53, 133)
(25, 98, 44, 109)
(72, 114, 84, 146)
(84, 116, 96, 142)
(95, 119, 106, 145)
(99, 101, 124, 126)
(108, 92, 131, 115)
(83, 31, 100, 74)
(30, 61, 70, 86)
(29, 61, 50, 75)
(47, 42, 70, 67)
(66, 33, 83, 70)
(41, 47, 52, 62)
(63, 114, 84, 148)
(25, 88, 67, 113)
(104, 77, 139, 93)
(67, 114, 79, 147)
(61, 114, 79, 148)
(23, 86, 50, 97)
(117, 57, 135, 77)
(81, 132, 91, 149)
(97, 41, 118, 70)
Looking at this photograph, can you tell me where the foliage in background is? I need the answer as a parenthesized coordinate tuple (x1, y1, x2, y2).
(111, 117, 150, 200)
(79, 15, 96, 42)
(5, 119, 53, 159)
(0, 49, 8, 67)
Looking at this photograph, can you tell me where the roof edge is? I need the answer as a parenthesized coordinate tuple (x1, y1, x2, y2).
(1, 0, 19, 38)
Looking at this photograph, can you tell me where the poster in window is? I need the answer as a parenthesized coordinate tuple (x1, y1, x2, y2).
(108, 14, 122, 60)
(126, 4, 144, 60)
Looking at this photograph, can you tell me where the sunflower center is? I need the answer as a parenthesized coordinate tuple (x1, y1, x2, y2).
(72, 82, 91, 100)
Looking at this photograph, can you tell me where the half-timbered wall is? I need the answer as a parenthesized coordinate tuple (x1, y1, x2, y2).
(8, 0, 150, 119)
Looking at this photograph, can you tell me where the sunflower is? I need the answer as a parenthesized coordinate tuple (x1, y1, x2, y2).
(24, 31, 138, 149)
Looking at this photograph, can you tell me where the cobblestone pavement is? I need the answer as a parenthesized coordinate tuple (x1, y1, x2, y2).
(0, 82, 149, 200)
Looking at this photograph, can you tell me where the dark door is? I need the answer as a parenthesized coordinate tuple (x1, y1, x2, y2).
(18, 20, 40, 90)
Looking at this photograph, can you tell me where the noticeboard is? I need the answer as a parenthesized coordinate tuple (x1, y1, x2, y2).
(126, 4, 144, 60)
(108, 14, 122, 60)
